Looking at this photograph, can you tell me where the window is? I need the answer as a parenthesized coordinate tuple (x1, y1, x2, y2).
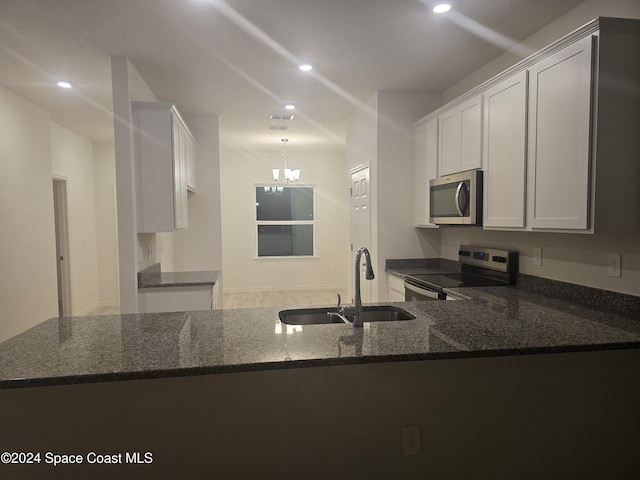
(255, 185, 315, 257)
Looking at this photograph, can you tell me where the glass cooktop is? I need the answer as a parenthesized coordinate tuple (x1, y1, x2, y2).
(406, 271, 509, 291)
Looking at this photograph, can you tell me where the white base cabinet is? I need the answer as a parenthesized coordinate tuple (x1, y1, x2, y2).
(138, 283, 219, 314)
(387, 274, 405, 303)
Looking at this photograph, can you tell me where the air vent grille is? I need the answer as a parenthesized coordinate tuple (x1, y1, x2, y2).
(269, 114, 294, 120)
(269, 125, 289, 131)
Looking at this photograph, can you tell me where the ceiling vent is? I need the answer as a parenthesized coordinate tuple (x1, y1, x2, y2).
(269, 114, 294, 120)
(269, 125, 289, 131)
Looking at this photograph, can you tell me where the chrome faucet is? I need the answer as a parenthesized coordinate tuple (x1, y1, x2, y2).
(345, 247, 375, 328)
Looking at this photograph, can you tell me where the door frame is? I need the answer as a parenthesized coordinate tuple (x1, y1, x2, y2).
(53, 177, 72, 317)
(348, 162, 373, 304)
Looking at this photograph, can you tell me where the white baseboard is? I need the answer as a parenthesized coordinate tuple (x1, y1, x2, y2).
(75, 301, 119, 316)
(223, 284, 347, 294)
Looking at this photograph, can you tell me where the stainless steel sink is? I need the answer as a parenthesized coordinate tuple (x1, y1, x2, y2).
(278, 305, 416, 325)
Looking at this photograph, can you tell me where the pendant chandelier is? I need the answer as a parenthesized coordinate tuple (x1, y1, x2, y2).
(272, 138, 300, 183)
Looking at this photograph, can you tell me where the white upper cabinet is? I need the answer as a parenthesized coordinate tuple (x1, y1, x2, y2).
(414, 118, 438, 227)
(414, 18, 640, 235)
(483, 70, 528, 229)
(438, 94, 483, 176)
(527, 35, 593, 231)
(133, 102, 196, 232)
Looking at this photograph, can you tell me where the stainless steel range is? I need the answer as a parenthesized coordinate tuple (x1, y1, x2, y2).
(404, 246, 518, 301)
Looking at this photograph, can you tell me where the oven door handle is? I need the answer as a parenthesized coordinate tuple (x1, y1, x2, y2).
(404, 280, 442, 299)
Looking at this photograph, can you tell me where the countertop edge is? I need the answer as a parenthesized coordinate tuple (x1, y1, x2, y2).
(3, 341, 639, 390)
(138, 267, 221, 289)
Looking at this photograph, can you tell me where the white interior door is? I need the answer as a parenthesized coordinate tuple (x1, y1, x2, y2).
(53, 178, 72, 317)
(349, 164, 372, 304)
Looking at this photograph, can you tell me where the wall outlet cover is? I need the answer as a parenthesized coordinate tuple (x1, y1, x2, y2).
(607, 253, 621, 278)
(533, 247, 542, 266)
(401, 425, 421, 457)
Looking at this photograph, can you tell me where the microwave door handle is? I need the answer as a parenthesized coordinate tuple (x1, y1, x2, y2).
(455, 181, 465, 216)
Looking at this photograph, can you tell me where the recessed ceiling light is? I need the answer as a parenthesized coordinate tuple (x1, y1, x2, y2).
(284, 104, 296, 110)
(298, 64, 313, 72)
(433, 3, 452, 13)
(57, 81, 72, 89)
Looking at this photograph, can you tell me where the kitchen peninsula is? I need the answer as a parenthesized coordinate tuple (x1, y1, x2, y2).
(1, 283, 639, 478)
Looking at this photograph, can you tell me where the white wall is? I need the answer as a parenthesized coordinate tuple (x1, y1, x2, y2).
(436, 0, 640, 297)
(93, 142, 120, 308)
(346, 93, 380, 301)
(0, 84, 123, 342)
(220, 150, 348, 292)
(347, 91, 442, 300)
(172, 114, 223, 275)
(50, 122, 100, 315)
(443, 0, 640, 102)
(0, 84, 58, 342)
(376, 91, 441, 298)
(440, 229, 640, 296)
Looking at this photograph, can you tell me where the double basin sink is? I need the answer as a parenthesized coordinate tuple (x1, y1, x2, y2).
(278, 305, 416, 325)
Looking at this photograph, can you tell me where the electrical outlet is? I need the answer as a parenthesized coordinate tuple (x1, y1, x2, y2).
(607, 253, 621, 277)
(533, 247, 542, 266)
(401, 425, 421, 457)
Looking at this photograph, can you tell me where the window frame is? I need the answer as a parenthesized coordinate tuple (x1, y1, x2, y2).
(254, 184, 318, 259)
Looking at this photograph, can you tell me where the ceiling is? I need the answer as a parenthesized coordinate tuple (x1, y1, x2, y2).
(0, 0, 586, 153)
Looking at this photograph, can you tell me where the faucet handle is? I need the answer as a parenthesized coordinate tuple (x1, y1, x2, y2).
(336, 293, 342, 311)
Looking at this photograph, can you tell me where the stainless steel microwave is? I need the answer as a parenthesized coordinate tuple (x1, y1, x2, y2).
(429, 170, 483, 226)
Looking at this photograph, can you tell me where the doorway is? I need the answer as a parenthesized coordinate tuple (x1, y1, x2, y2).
(53, 178, 71, 317)
(349, 163, 373, 303)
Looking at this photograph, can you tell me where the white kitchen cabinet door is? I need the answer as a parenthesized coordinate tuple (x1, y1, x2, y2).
(172, 114, 188, 230)
(186, 132, 197, 192)
(483, 70, 528, 229)
(527, 35, 594, 230)
(438, 108, 460, 176)
(438, 94, 483, 176)
(458, 95, 483, 172)
(414, 118, 438, 227)
(387, 274, 405, 302)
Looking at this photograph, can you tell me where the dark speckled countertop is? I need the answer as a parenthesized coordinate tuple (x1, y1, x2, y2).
(138, 263, 220, 288)
(1, 281, 639, 389)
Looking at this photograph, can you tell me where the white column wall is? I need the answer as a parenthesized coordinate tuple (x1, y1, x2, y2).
(93, 141, 120, 308)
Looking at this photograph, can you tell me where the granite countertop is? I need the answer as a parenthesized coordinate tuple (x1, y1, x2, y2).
(1, 284, 639, 389)
(138, 263, 220, 288)
(385, 257, 460, 277)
